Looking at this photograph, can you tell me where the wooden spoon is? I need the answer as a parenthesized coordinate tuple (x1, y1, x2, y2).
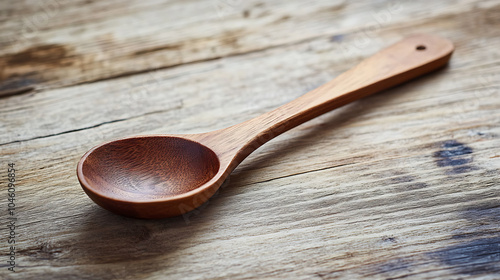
(77, 34, 454, 219)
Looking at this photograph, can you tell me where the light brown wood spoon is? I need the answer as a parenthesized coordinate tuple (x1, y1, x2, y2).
(77, 34, 454, 219)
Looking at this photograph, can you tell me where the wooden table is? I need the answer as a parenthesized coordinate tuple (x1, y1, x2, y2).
(1, 0, 499, 279)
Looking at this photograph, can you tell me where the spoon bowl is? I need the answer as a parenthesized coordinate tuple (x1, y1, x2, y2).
(77, 34, 454, 218)
(78, 135, 225, 218)
(79, 136, 220, 198)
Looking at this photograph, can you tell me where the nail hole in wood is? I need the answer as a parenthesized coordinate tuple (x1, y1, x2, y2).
(416, 45, 426, 51)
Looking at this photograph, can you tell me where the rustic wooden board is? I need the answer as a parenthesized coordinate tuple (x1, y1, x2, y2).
(1, 0, 500, 279)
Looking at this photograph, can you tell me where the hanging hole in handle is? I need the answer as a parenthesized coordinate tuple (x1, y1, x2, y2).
(416, 45, 426, 51)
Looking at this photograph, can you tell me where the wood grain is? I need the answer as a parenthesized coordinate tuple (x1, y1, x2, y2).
(1, 0, 500, 279)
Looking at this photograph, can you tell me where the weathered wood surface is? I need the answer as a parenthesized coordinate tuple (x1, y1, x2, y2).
(0, 0, 499, 279)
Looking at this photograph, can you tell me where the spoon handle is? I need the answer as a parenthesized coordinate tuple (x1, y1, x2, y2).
(213, 34, 454, 167)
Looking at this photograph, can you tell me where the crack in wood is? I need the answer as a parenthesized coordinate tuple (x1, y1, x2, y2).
(0, 107, 182, 147)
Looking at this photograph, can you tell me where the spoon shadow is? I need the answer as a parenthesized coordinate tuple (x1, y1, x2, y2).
(73, 206, 204, 278)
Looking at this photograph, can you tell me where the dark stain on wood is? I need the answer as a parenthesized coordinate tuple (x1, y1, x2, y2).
(433, 140, 475, 174)
(3, 44, 72, 66)
(451, 203, 500, 241)
(462, 204, 500, 224)
(376, 257, 411, 274)
(0, 44, 75, 96)
(381, 236, 398, 243)
(362, 256, 415, 280)
(0, 76, 37, 97)
(330, 34, 345, 42)
(243, 9, 250, 18)
(428, 203, 500, 275)
(429, 236, 500, 275)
